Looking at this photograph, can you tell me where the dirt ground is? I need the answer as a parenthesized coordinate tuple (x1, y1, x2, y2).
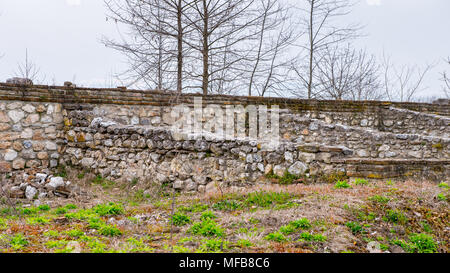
(0, 168, 448, 253)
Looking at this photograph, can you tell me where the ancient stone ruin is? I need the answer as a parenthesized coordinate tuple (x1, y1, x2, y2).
(0, 82, 448, 199)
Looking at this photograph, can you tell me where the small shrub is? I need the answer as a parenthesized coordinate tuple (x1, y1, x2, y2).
(38, 204, 51, 211)
(21, 207, 38, 215)
(279, 224, 297, 235)
(26, 216, 50, 225)
(408, 233, 438, 253)
(43, 230, 59, 238)
(237, 239, 253, 248)
(56, 165, 67, 178)
(126, 237, 154, 253)
(199, 238, 229, 252)
(10, 234, 28, 249)
(66, 229, 85, 238)
(98, 224, 122, 237)
(265, 232, 287, 242)
(87, 239, 109, 253)
(354, 178, 368, 186)
(393, 233, 439, 253)
(0, 219, 7, 230)
(420, 221, 433, 233)
(290, 218, 312, 229)
(55, 207, 68, 215)
(346, 221, 365, 235)
(436, 193, 447, 202)
(335, 180, 351, 189)
(170, 212, 191, 226)
(438, 182, 448, 190)
(65, 209, 97, 221)
(278, 171, 301, 185)
(432, 143, 443, 150)
(298, 232, 327, 242)
(189, 219, 224, 237)
(384, 209, 408, 224)
(92, 175, 116, 189)
(200, 211, 216, 221)
(368, 195, 390, 204)
(65, 204, 77, 210)
(77, 172, 85, 179)
(321, 171, 348, 184)
(88, 217, 105, 229)
(45, 239, 68, 249)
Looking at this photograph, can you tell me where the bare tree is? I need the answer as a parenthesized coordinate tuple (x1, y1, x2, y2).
(14, 49, 44, 84)
(314, 44, 381, 100)
(183, 0, 261, 95)
(441, 57, 450, 98)
(291, 0, 361, 99)
(246, 0, 299, 97)
(103, 0, 194, 92)
(382, 53, 434, 102)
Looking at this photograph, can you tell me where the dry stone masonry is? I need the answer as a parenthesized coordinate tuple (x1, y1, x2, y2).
(0, 82, 448, 196)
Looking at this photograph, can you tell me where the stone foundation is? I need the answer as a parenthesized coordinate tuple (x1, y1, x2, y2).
(0, 83, 448, 193)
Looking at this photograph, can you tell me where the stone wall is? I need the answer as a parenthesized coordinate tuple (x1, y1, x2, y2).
(0, 100, 64, 173)
(0, 83, 449, 192)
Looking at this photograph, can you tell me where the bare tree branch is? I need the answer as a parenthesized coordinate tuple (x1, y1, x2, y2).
(14, 49, 45, 84)
(291, 0, 362, 99)
(381, 53, 434, 102)
(314, 44, 381, 100)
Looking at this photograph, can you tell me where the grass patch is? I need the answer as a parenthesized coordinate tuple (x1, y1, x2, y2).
(393, 233, 438, 253)
(92, 175, 116, 190)
(244, 191, 292, 208)
(178, 203, 209, 213)
(26, 216, 50, 225)
(212, 200, 242, 211)
(94, 202, 124, 216)
(298, 232, 327, 242)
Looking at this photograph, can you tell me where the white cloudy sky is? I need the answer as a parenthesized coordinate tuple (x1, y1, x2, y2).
(0, 0, 449, 98)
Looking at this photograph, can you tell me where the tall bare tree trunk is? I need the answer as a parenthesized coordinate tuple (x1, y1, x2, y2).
(307, 0, 314, 99)
(177, 0, 183, 93)
(201, 0, 209, 95)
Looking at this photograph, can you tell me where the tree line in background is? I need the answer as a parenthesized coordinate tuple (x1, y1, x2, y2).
(1, 0, 449, 102)
(101, 0, 449, 101)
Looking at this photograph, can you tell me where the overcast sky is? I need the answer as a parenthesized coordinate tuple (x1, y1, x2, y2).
(0, 0, 448, 98)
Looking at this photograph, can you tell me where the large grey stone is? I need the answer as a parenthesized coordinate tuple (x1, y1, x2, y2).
(288, 161, 307, 176)
(25, 186, 38, 200)
(4, 149, 18, 161)
(273, 165, 286, 177)
(7, 110, 25, 123)
(46, 177, 65, 190)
